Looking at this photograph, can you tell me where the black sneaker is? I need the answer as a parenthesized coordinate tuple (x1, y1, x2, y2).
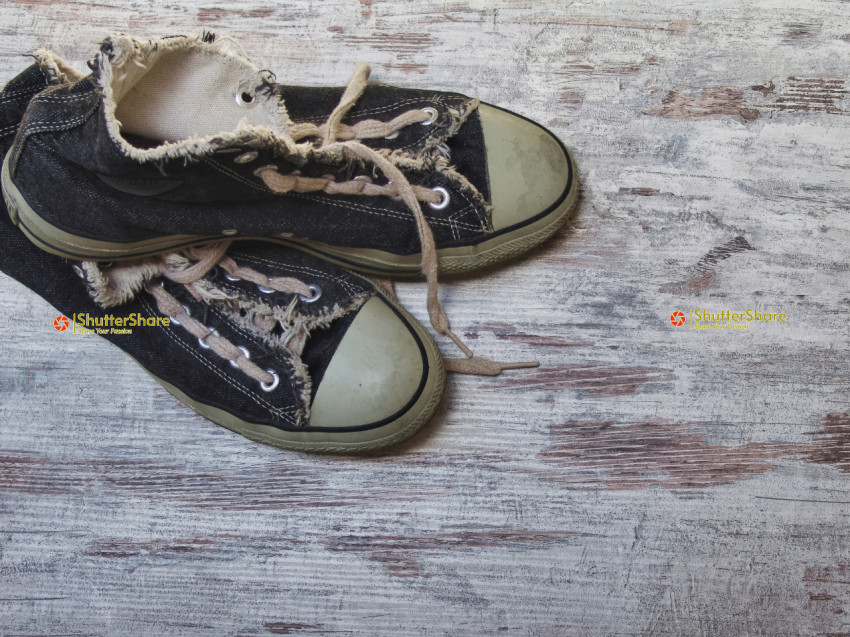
(2, 33, 577, 276)
(0, 60, 445, 453)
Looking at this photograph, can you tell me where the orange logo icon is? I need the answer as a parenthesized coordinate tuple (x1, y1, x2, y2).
(54, 315, 69, 331)
(670, 311, 686, 326)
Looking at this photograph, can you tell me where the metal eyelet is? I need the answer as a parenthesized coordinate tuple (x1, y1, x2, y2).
(258, 285, 275, 294)
(229, 345, 251, 369)
(221, 229, 238, 236)
(420, 107, 438, 125)
(223, 272, 240, 282)
(428, 186, 450, 210)
(170, 304, 192, 326)
(260, 369, 280, 392)
(234, 151, 258, 164)
(235, 90, 257, 109)
(298, 284, 322, 303)
(384, 130, 399, 140)
(198, 327, 219, 349)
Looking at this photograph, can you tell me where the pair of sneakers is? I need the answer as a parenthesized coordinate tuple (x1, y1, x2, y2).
(0, 34, 578, 453)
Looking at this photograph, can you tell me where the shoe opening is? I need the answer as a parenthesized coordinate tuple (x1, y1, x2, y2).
(110, 41, 285, 145)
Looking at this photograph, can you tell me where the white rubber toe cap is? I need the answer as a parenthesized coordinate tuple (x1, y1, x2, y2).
(308, 297, 426, 428)
(478, 103, 571, 232)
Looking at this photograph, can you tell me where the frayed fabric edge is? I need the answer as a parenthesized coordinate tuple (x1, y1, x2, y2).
(30, 49, 86, 84)
(81, 258, 165, 308)
(93, 33, 296, 164)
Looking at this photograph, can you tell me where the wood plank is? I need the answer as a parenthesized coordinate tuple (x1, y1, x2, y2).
(1, 1, 848, 634)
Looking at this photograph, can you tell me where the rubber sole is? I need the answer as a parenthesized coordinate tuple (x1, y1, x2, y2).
(140, 283, 445, 454)
(3, 148, 578, 276)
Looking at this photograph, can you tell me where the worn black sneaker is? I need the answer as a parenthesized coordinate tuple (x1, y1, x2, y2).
(2, 32, 577, 277)
(0, 61, 445, 453)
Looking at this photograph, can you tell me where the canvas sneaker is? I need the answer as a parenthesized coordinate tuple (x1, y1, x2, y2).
(0, 60, 446, 453)
(2, 32, 577, 276)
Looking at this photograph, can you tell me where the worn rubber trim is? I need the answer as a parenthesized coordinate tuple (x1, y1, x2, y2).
(3, 151, 223, 260)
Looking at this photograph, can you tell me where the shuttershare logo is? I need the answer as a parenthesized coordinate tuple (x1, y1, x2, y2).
(670, 307, 787, 331)
(52, 312, 170, 335)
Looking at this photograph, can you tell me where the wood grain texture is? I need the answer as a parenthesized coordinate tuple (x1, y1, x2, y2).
(1, 1, 849, 635)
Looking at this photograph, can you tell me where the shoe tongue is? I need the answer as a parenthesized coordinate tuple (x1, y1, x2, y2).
(104, 35, 290, 144)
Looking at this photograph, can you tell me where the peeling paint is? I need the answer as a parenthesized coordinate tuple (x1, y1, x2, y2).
(539, 419, 796, 490)
(0, 452, 447, 510)
(492, 364, 674, 396)
(541, 414, 850, 491)
(338, 32, 434, 55)
(463, 322, 594, 348)
(263, 622, 324, 635)
(323, 528, 579, 578)
(806, 413, 850, 472)
(771, 77, 848, 114)
(645, 86, 759, 121)
(197, 7, 274, 22)
(85, 534, 245, 558)
(659, 236, 753, 295)
(619, 187, 660, 196)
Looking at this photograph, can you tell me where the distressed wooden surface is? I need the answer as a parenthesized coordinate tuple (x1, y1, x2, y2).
(1, 1, 849, 635)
